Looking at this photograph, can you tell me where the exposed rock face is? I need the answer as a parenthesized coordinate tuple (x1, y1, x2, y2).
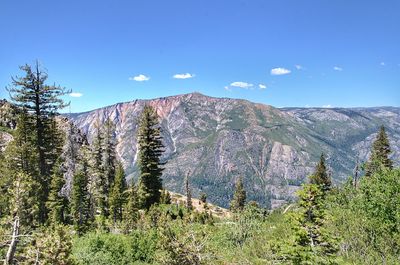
(69, 93, 400, 208)
(0, 99, 16, 151)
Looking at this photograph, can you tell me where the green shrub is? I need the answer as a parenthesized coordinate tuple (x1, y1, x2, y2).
(72, 229, 158, 265)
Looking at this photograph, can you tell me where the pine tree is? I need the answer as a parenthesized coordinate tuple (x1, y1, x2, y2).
(71, 161, 91, 235)
(85, 121, 102, 220)
(90, 119, 108, 217)
(102, 118, 117, 187)
(1, 111, 37, 218)
(365, 126, 393, 176)
(7, 62, 70, 223)
(80, 143, 96, 223)
(46, 116, 65, 176)
(137, 105, 165, 209)
(185, 171, 193, 210)
(91, 120, 104, 175)
(124, 180, 140, 230)
(287, 184, 337, 264)
(109, 162, 127, 224)
(230, 177, 246, 212)
(4, 111, 37, 175)
(99, 117, 117, 217)
(46, 163, 69, 225)
(309, 153, 331, 193)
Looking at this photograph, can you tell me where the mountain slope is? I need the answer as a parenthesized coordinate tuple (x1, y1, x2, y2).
(69, 93, 400, 208)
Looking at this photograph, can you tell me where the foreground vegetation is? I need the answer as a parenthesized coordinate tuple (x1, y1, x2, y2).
(0, 63, 399, 264)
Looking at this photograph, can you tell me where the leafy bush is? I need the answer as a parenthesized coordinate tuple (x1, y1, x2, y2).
(72, 229, 158, 265)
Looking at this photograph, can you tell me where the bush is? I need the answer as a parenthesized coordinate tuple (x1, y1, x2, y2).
(72, 229, 158, 265)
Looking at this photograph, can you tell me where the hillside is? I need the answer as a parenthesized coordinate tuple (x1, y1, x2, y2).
(168, 191, 231, 219)
(68, 93, 400, 209)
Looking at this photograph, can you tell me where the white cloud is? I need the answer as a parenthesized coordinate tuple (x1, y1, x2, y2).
(224, 86, 232, 92)
(322, 104, 332, 108)
(69, 92, 83, 98)
(333, 66, 343, 71)
(230, 81, 254, 89)
(380, 62, 385, 66)
(129, 74, 150, 81)
(173, 73, 195, 79)
(258, 84, 267, 90)
(295, 65, 303, 70)
(270, 67, 291, 75)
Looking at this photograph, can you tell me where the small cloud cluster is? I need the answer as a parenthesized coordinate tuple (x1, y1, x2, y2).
(225, 81, 267, 92)
(230, 81, 254, 89)
(295, 65, 303, 70)
(333, 66, 343, 71)
(129, 74, 150, 82)
(70, 92, 83, 98)
(271, 67, 291, 75)
(173, 73, 195, 79)
(322, 104, 332, 108)
(258, 84, 267, 90)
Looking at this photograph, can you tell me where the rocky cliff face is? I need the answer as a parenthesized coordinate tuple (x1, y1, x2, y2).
(69, 93, 400, 208)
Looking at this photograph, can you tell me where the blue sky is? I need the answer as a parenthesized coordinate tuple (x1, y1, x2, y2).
(0, 0, 399, 112)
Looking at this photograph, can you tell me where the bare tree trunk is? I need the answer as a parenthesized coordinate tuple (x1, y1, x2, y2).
(4, 216, 19, 265)
(185, 170, 192, 210)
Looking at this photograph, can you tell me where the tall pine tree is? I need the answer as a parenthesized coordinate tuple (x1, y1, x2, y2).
(365, 126, 393, 176)
(7, 62, 70, 223)
(137, 105, 165, 209)
(90, 120, 105, 217)
(99, 117, 117, 217)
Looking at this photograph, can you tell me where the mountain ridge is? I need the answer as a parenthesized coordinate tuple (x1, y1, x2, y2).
(64, 93, 400, 208)
(67, 92, 399, 116)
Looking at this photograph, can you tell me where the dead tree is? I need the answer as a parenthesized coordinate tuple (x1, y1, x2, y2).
(4, 216, 20, 265)
(185, 171, 193, 210)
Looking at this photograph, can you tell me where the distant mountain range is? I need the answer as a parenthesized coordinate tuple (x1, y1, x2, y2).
(65, 93, 399, 208)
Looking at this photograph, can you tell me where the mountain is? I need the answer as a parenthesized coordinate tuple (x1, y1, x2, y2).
(69, 93, 400, 209)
